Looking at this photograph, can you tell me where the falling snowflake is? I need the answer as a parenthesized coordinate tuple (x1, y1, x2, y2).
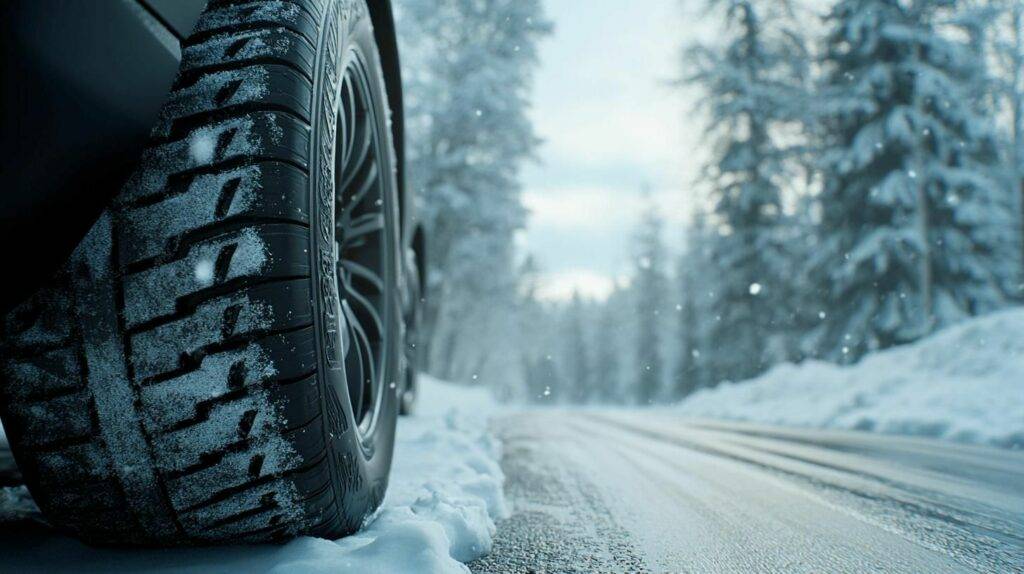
(189, 133, 216, 164)
(194, 259, 215, 285)
(749, 283, 763, 296)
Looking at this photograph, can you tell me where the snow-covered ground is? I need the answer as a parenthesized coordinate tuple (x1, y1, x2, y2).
(0, 376, 506, 573)
(678, 309, 1024, 448)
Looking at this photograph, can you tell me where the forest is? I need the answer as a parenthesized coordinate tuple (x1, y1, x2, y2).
(396, 0, 1024, 405)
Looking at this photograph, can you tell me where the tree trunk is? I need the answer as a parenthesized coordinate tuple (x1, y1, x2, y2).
(1013, 3, 1024, 296)
(915, 162, 934, 333)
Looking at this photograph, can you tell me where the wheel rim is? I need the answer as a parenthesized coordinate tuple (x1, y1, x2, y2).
(334, 51, 394, 440)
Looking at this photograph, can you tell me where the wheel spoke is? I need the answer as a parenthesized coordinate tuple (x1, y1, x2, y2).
(343, 299, 376, 415)
(343, 76, 358, 170)
(342, 213, 385, 245)
(341, 300, 364, 414)
(338, 127, 375, 205)
(340, 258, 385, 294)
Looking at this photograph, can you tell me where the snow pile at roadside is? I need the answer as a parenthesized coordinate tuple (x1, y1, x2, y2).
(0, 376, 507, 573)
(302, 375, 507, 573)
(678, 309, 1024, 448)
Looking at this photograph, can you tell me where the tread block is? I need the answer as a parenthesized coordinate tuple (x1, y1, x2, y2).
(123, 225, 312, 329)
(35, 442, 112, 485)
(258, 327, 320, 377)
(124, 229, 270, 328)
(120, 162, 310, 265)
(192, 1, 319, 47)
(129, 279, 314, 381)
(284, 415, 327, 462)
(137, 328, 319, 431)
(44, 478, 125, 514)
(155, 64, 314, 139)
(139, 344, 277, 433)
(120, 112, 310, 206)
(6, 392, 95, 447)
(273, 374, 321, 431)
(2, 348, 81, 400)
(182, 28, 316, 78)
(151, 396, 296, 474)
(185, 487, 303, 541)
(165, 447, 315, 512)
(2, 287, 74, 349)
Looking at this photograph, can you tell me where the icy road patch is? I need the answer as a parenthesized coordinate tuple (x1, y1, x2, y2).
(677, 309, 1024, 448)
(0, 376, 507, 573)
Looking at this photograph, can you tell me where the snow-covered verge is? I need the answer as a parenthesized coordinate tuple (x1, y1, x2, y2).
(0, 375, 507, 573)
(677, 309, 1024, 449)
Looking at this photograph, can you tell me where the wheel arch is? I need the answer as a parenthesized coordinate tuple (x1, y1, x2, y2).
(367, 0, 408, 238)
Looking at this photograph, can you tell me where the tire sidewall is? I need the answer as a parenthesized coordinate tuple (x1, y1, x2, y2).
(309, 0, 401, 531)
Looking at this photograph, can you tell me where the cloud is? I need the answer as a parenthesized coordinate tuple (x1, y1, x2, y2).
(517, 0, 709, 289)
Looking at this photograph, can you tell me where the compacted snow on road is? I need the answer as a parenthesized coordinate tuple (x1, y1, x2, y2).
(0, 376, 506, 574)
(474, 412, 1024, 573)
(676, 309, 1024, 448)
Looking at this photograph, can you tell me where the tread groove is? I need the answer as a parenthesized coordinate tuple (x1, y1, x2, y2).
(124, 217, 311, 275)
(215, 79, 245, 107)
(214, 177, 243, 219)
(139, 322, 313, 386)
(124, 274, 311, 337)
(180, 447, 329, 513)
(128, 153, 311, 209)
(214, 243, 239, 284)
(161, 103, 311, 145)
(182, 55, 315, 86)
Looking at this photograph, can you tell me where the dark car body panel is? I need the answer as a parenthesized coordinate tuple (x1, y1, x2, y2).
(139, 0, 207, 39)
(0, 0, 408, 315)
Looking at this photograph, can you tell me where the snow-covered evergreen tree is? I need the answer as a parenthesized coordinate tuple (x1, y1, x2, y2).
(396, 0, 551, 383)
(673, 213, 711, 399)
(685, 0, 807, 382)
(593, 293, 621, 404)
(810, 0, 1012, 362)
(988, 0, 1024, 295)
(562, 292, 592, 403)
(633, 194, 669, 405)
(523, 353, 560, 404)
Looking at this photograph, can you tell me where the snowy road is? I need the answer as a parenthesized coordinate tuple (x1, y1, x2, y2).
(471, 412, 1024, 574)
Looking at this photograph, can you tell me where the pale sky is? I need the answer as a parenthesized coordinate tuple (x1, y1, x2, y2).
(520, 0, 712, 301)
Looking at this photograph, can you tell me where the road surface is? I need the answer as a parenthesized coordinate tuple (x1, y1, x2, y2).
(1, 412, 1021, 572)
(470, 412, 1024, 574)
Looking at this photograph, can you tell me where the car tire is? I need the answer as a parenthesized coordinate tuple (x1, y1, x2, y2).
(0, 0, 401, 546)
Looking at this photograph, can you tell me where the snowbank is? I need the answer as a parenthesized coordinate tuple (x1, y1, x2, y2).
(678, 309, 1024, 448)
(0, 376, 507, 573)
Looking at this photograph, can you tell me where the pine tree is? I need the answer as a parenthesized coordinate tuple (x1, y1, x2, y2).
(634, 194, 668, 405)
(396, 0, 551, 382)
(524, 353, 559, 404)
(563, 292, 592, 404)
(593, 294, 620, 404)
(811, 0, 1011, 362)
(988, 0, 1024, 296)
(674, 214, 709, 399)
(685, 0, 807, 382)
